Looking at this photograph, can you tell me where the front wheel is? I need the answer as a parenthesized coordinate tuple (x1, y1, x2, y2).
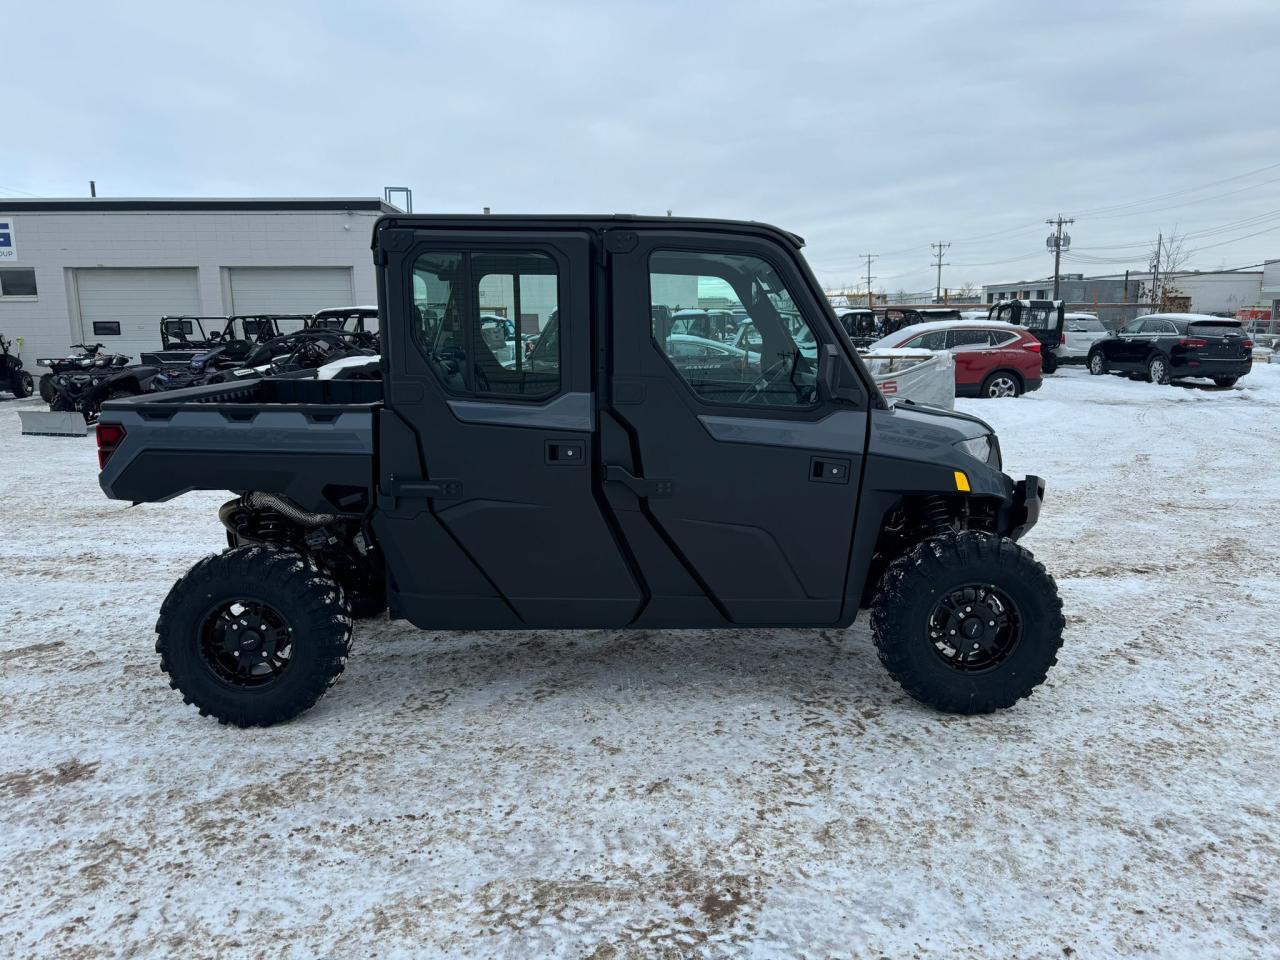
(1088, 352, 1107, 376)
(38, 373, 55, 403)
(1147, 355, 1170, 385)
(980, 371, 1022, 398)
(155, 546, 353, 726)
(870, 532, 1064, 714)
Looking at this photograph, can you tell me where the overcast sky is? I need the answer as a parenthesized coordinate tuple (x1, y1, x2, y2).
(4, 0, 1279, 293)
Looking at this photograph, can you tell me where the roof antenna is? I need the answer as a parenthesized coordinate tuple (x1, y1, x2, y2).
(483, 206, 491, 215)
(90, 180, 97, 198)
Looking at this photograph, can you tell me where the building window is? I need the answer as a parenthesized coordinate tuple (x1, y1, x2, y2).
(0, 268, 37, 297)
(987, 293, 995, 303)
(411, 249, 561, 399)
(1036, 289, 1047, 299)
(92, 321, 122, 336)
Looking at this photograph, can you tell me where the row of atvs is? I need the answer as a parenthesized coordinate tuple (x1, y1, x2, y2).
(36, 307, 381, 419)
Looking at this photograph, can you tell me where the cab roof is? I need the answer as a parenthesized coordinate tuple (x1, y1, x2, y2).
(373, 214, 805, 248)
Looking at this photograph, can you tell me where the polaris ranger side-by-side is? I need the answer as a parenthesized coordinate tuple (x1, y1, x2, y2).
(98, 215, 1062, 726)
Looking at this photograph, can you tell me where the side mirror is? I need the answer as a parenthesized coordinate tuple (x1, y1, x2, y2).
(819, 344, 862, 404)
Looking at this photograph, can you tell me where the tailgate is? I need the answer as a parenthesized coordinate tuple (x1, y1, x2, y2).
(1188, 323, 1249, 359)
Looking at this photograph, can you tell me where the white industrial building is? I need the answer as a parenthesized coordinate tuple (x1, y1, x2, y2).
(0, 198, 395, 364)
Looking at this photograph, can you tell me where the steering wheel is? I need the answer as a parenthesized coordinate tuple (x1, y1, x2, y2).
(734, 354, 794, 405)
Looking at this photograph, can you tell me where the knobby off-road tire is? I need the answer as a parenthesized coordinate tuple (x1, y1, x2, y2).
(156, 545, 353, 727)
(871, 531, 1064, 714)
(11, 371, 33, 398)
(38, 373, 55, 403)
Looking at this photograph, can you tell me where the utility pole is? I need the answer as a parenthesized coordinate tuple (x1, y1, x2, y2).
(1046, 215, 1074, 299)
(860, 253, 877, 308)
(1152, 232, 1162, 310)
(930, 242, 950, 303)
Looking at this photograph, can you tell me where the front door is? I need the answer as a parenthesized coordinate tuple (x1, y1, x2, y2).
(374, 226, 641, 629)
(605, 232, 868, 626)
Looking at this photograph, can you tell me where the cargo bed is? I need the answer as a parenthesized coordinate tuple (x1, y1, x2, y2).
(97, 375, 379, 512)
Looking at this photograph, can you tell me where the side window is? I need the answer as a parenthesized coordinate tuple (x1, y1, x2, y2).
(903, 330, 947, 350)
(990, 330, 1019, 346)
(1140, 319, 1173, 334)
(649, 250, 822, 407)
(411, 250, 561, 399)
(948, 329, 991, 349)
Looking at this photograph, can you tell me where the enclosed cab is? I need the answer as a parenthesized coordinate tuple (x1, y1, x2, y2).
(98, 215, 1062, 727)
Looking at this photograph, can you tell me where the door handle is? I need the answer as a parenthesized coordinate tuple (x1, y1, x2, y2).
(604, 465, 674, 498)
(810, 457, 851, 484)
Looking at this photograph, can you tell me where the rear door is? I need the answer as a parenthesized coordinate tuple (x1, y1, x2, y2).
(605, 230, 869, 626)
(374, 224, 641, 629)
(947, 328, 995, 387)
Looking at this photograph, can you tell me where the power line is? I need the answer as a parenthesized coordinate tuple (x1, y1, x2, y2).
(1067, 160, 1280, 218)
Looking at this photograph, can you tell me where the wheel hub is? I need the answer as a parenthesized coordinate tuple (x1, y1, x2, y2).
(200, 599, 293, 687)
(928, 585, 1022, 672)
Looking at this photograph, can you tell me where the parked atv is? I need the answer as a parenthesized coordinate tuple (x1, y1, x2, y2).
(35, 342, 114, 402)
(0, 334, 34, 398)
(48, 355, 161, 421)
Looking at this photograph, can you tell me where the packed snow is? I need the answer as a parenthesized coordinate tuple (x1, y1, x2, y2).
(2, 364, 1279, 959)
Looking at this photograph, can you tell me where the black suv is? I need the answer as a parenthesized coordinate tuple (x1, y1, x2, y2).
(1087, 313, 1253, 386)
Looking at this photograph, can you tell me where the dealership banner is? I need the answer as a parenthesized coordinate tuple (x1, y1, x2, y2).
(0, 218, 15, 261)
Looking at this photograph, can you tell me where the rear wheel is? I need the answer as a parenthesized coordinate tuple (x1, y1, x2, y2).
(155, 546, 353, 727)
(980, 371, 1022, 398)
(871, 532, 1064, 714)
(11, 371, 33, 398)
(1147, 355, 1170, 385)
(1087, 352, 1106, 375)
(1042, 352, 1058, 374)
(1213, 377, 1239, 388)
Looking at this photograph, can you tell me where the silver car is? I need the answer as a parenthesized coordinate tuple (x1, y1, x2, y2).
(1056, 314, 1109, 363)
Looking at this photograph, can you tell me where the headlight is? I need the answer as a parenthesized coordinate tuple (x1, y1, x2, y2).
(954, 435, 994, 464)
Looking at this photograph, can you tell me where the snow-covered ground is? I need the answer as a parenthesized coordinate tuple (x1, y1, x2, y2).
(3, 364, 1279, 959)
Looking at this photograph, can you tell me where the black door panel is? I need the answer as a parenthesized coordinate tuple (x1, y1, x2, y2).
(606, 232, 866, 626)
(377, 228, 642, 628)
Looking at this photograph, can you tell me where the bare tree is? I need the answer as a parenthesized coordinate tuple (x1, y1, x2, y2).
(957, 281, 979, 300)
(1149, 230, 1191, 307)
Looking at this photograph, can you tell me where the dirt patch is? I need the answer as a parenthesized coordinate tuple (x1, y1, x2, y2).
(0, 759, 98, 798)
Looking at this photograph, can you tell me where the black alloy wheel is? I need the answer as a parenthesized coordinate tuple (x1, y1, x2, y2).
(927, 584, 1022, 673)
(199, 598, 293, 687)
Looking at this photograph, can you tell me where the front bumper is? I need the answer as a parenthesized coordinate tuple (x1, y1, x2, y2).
(1004, 474, 1044, 540)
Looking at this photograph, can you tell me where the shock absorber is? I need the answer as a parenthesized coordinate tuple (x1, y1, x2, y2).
(923, 496, 953, 535)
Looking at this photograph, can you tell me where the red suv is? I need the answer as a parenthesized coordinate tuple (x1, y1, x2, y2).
(871, 321, 1045, 398)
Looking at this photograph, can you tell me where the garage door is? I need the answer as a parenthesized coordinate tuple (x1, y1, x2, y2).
(228, 267, 353, 317)
(75, 268, 200, 360)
